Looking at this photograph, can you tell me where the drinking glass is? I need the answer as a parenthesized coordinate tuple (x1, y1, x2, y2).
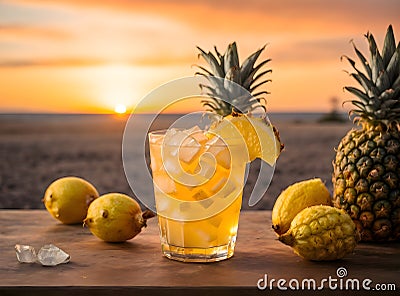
(148, 127, 248, 262)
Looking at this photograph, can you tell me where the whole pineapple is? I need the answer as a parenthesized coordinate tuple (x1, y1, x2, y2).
(332, 25, 400, 241)
(196, 42, 284, 161)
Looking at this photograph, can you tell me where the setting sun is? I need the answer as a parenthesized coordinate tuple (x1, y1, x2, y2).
(0, 1, 397, 113)
(114, 104, 127, 114)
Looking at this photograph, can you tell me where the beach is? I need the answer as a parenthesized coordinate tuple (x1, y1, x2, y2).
(0, 114, 353, 210)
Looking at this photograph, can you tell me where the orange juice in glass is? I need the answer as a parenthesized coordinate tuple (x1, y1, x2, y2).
(148, 126, 248, 262)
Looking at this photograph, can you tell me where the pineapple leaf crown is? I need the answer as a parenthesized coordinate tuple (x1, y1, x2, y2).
(343, 25, 400, 125)
(195, 42, 272, 117)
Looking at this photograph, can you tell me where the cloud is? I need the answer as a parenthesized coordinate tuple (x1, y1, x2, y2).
(0, 24, 72, 40)
(270, 37, 357, 65)
(1, 1, 397, 68)
(0, 54, 195, 68)
(0, 58, 103, 67)
(11, 0, 400, 34)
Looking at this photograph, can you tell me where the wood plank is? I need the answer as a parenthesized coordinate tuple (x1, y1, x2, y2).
(0, 210, 399, 295)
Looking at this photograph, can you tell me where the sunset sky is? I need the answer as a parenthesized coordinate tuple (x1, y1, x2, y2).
(0, 0, 398, 113)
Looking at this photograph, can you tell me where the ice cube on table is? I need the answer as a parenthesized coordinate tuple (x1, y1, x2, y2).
(15, 244, 37, 263)
(37, 244, 70, 266)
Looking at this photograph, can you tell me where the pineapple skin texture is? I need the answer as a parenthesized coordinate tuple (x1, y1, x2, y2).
(279, 205, 360, 261)
(332, 125, 400, 241)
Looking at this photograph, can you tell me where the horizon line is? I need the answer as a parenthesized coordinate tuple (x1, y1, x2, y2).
(0, 111, 348, 116)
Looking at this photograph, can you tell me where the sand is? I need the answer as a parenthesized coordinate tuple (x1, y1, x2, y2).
(0, 114, 353, 209)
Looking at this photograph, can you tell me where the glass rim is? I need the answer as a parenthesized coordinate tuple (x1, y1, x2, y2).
(148, 129, 247, 148)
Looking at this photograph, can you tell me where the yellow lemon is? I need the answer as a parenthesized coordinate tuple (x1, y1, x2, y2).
(272, 178, 332, 235)
(43, 176, 99, 224)
(84, 193, 154, 242)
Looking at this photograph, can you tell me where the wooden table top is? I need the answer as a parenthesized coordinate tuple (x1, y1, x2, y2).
(0, 210, 399, 295)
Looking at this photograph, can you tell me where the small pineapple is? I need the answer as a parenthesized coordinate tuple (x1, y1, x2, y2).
(332, 25, 400, 241)
(279, 205, 360, 261)
(196, 42, 283, 162)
